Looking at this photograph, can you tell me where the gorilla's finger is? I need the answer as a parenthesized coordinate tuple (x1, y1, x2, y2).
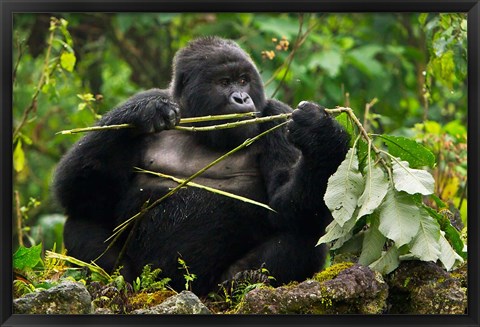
(153, 117, 166, 132)
(291, 108, 312, 126)
(164, 108, 178, 129)
(145, 100, 157, 114)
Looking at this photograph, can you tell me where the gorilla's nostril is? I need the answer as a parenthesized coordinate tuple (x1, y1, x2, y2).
(233, 95, 243, 104)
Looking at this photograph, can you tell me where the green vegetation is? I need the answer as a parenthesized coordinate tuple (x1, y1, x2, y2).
(13, 13, 467, 296)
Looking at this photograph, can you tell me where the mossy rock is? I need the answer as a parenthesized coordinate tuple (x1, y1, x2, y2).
(387, 261, 467, 314)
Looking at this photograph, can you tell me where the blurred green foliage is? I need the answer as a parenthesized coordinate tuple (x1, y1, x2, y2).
(12, 13, 467, 253)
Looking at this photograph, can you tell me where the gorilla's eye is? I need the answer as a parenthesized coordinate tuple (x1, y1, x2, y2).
(238, 74, 250, 86)
(218, 78, 230, 86)
(238, 77, 248, 86)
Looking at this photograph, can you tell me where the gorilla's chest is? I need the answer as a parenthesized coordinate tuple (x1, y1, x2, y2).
(136, 130, 266, 200)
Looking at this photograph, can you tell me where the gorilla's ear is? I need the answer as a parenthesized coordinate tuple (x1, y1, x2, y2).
(170, 71, 186, 100)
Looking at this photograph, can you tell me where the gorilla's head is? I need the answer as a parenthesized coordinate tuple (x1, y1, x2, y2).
(170, 37, 267, 149)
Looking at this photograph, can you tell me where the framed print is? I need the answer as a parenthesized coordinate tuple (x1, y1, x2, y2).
(1, 1, 479, 326)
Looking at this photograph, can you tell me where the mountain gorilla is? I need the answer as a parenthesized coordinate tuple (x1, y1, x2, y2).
(54, 36, 349, 295)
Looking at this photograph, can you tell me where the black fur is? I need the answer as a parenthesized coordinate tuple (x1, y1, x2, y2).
(54, 36, 349, 295)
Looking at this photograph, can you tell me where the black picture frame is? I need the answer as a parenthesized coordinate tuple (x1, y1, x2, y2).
(1, 1, 479, 326)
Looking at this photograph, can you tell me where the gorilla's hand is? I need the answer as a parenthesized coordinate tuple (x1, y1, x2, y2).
(132, 96, 181, 134)
(287, 101, 338, 156)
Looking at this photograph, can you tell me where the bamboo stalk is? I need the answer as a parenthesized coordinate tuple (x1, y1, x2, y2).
(134, 167, 275, 212)
(174, 113, 291, 132)
(56, 108, 351, 135)
(56, 112, 259, 135)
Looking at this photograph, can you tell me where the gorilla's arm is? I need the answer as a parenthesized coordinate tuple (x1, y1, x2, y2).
(53, 88, 179, 224)
(235, 99, 350, 284)
(54, 88, 180, 272)
(260, 100, 349, 220)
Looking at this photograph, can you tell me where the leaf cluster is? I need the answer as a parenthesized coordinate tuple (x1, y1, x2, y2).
(132, 265, 171, 293)
(319, 117, 465, 274)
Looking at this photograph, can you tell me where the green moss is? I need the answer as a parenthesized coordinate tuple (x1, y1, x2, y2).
(312, 262, 354, 283)
(128, 290, 176, 311)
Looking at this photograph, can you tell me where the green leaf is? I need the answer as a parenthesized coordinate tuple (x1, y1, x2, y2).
(378, 188, 421, 247)
(369, 245, 400, 274)
(438, 232, 464, 271)
(77, 93, 95, 102)
(379, 135, 436, 168)
(424, 205, 466, 259)
(13, 140, 25, 173)
(358, 214, 386, 266)
(308, 49, 343, 77)
(60, 52, 76, 72)
(335, 113, 357, 145)
(333, 232, 364, 253)
(418, 13, 429, 25)
(316, 217, 356, 246)
(324, 147, 365, 227)
(330, 216, 359, 250)
(408, 211, 441, 262)
(392, 159, 435, 195)
(357, 163, 389, 218)
(13, 244, 43, 270)
(347, 45, 384, 77)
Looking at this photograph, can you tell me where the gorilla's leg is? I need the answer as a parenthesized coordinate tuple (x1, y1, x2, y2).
(63, 218, 134, 278)
(220, 233, 327, 287)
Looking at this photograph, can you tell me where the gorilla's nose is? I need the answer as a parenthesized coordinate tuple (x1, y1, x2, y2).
(230, 92, 254, 111)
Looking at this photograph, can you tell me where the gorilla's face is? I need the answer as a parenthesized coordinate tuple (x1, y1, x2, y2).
(171, 37, 266, 149)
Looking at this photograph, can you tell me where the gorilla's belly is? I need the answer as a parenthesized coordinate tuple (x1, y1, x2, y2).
(137, 130, 266, 200)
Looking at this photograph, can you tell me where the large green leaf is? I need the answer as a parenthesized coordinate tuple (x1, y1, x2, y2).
(13, 244, 43, 270)
(379, 135, 436, 168)
(438, 232, 464, 271)
(358, 214, 386, 266)
(369, 245, 400, 275)
(324, 147, 365, 227)
(378, 188, 421, 247)
(392, 159, 435, 195)
(357, 163, 389, 218)
(408, 211, 441, 262)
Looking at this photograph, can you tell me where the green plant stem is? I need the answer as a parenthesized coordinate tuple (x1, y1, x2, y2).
(45, 250, 112, 283)
(174, 113, 291, 132)
(57, 123, 134, 134)
(14, 190, 23, 247)
(179, 112, 258, 123)
(269, 15, 320, 98)
(14, 18, 59, 139)
(56, 112, 259, 135)
(339, 106, 390, 170)
(57, 108, 351, 135)
(134, 167, 275, 212)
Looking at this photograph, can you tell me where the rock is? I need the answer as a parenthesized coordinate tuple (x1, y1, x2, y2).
(387, 261, 467, 314)
(132, 291, 211, 314)
(13, 281, 92, 314)
(237, 264, 388, 314)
